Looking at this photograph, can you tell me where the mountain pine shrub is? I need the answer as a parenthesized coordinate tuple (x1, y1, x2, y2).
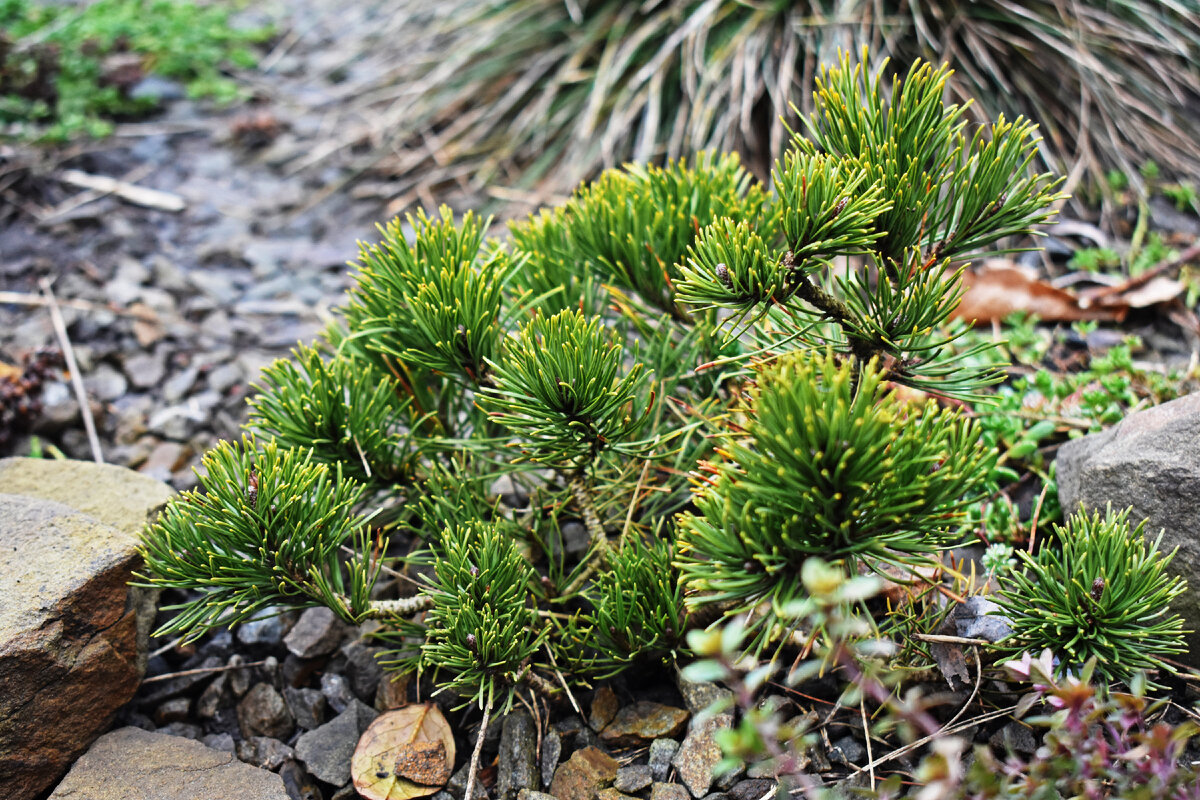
(139, 52, 1066, 720)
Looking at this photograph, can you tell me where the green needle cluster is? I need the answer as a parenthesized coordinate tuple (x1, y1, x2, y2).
(994, 508, 1189, 683)
(133, 50, 1149, 715)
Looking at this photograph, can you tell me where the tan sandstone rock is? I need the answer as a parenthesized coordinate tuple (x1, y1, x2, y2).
(0, 458, 173, 800)
(48, 726, 288, 799)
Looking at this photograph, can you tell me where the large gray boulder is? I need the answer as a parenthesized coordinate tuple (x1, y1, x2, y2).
(0, 458, 173, 800)
(48, 727, 288, 800)
(1056, 392, 1200, 664)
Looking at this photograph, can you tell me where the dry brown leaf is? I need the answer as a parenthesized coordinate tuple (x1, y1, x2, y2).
(0, 361, 21, 380)
(930, 641, 971, 692)
(1082, 275, 1185, 309)
(352, 704, 455, 800)
(952, 263, 1126, 324)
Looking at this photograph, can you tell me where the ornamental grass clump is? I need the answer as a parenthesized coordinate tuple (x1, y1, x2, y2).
(372, 1, 1199, 195)
(993, 507, 1189, 684)
(140, 52, 1070, 740)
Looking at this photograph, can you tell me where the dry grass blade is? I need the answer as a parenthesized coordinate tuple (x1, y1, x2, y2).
(331, 0, 1199, 205)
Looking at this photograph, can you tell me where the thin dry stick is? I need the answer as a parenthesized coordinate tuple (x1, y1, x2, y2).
(0, 290, 157, 320)
(860, 695, 875, 792)
(39, 278, 103, 463)
(463, 687, 494, 800)
(914, 633, 991, 647)
(142, 660, 269, 684)
(544, 642, 583, 718)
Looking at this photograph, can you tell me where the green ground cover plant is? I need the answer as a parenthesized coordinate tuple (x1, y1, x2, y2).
(137, 50, 1193, 793)
(0, 0, 270, 140)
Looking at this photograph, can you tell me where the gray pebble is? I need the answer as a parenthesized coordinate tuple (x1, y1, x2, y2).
(320, 671, 355, 714)
(648, 738, 680, 782)
(295, 699, 378, 786)
(540, 730, 561, 790)
(285, 685, 328, 731)
(284, 606, 344, 659)
(614, 764, 653, 793)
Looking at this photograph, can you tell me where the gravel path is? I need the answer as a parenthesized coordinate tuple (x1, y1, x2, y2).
(0, 0, 444, 487)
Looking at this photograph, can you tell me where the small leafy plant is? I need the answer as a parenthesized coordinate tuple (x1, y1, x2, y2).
(1, 0, 270, 140)
(141, 51, 1072, 751)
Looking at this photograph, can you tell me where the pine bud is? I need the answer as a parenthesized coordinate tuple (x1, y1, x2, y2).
(246, 468, 259, 510)
(714, 262, 732, 288)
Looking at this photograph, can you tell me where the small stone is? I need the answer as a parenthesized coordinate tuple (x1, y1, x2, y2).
(650, 783, 691, 800)
(954, 595, 1012, 643)
(146, 402, 207, 440)
(590, 686, 619, 731)
(138, 441, 192, 483)
(123, 351, 167, 391)
(238, 683, 295, 740)
(157, 721, 203, 740)
(540, 730, 562, 790)
(285, 685, 328, 731)
(343, 642, 385, 701)
(550, 746, 619, 800)
(715, 763, 745, 791)
(600, 702, 690, 747)
(727, 779, 776, 800)
(375, 671, 411, 710)
(988, 721, 1038, 755)
(85, 362, 128, 402)
(553, 715, 585, 737)
(598, 790, 638, 800)
(202, 732, 236, 753)
(701, 793, 729, 800)
(448, 763, 490, 800)
(207, 361, 242, 394)
(238, 608, 287, 646)
(614, 764, 653, 793)
(320, 671, 355, 714)
(295, 699, 378, 786)
(34, 380, 79, 432)
(517, 792, 558, 800)
(673, 714, 732, 797)
(648, 738, 679, 782)
(574, 727, 600, 752)
(163, 365, 200, 403)
(153, 697, 191, 725)
(496, 711, 539, 800)
(829, 734, 865, 766)
(676, 669, 734, 715)
(237, 736, 295, 770)
(279, 758, 324, 800)
(284, 607, 344, 658)
(228, 654, 252, 697)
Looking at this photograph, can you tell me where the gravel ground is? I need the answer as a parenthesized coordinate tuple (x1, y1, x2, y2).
(0, 0, 450, 488)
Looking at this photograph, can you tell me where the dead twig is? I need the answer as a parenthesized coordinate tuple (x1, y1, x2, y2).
(141, 659, 269, 684)
(0, 290, 157, 320)
(53, 169, 185, 212)
(39, 278, 103, 464)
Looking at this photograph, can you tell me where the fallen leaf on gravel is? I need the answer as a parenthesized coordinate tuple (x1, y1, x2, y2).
(351, 704, 455, 800)
(952, 262, 1126, 324)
